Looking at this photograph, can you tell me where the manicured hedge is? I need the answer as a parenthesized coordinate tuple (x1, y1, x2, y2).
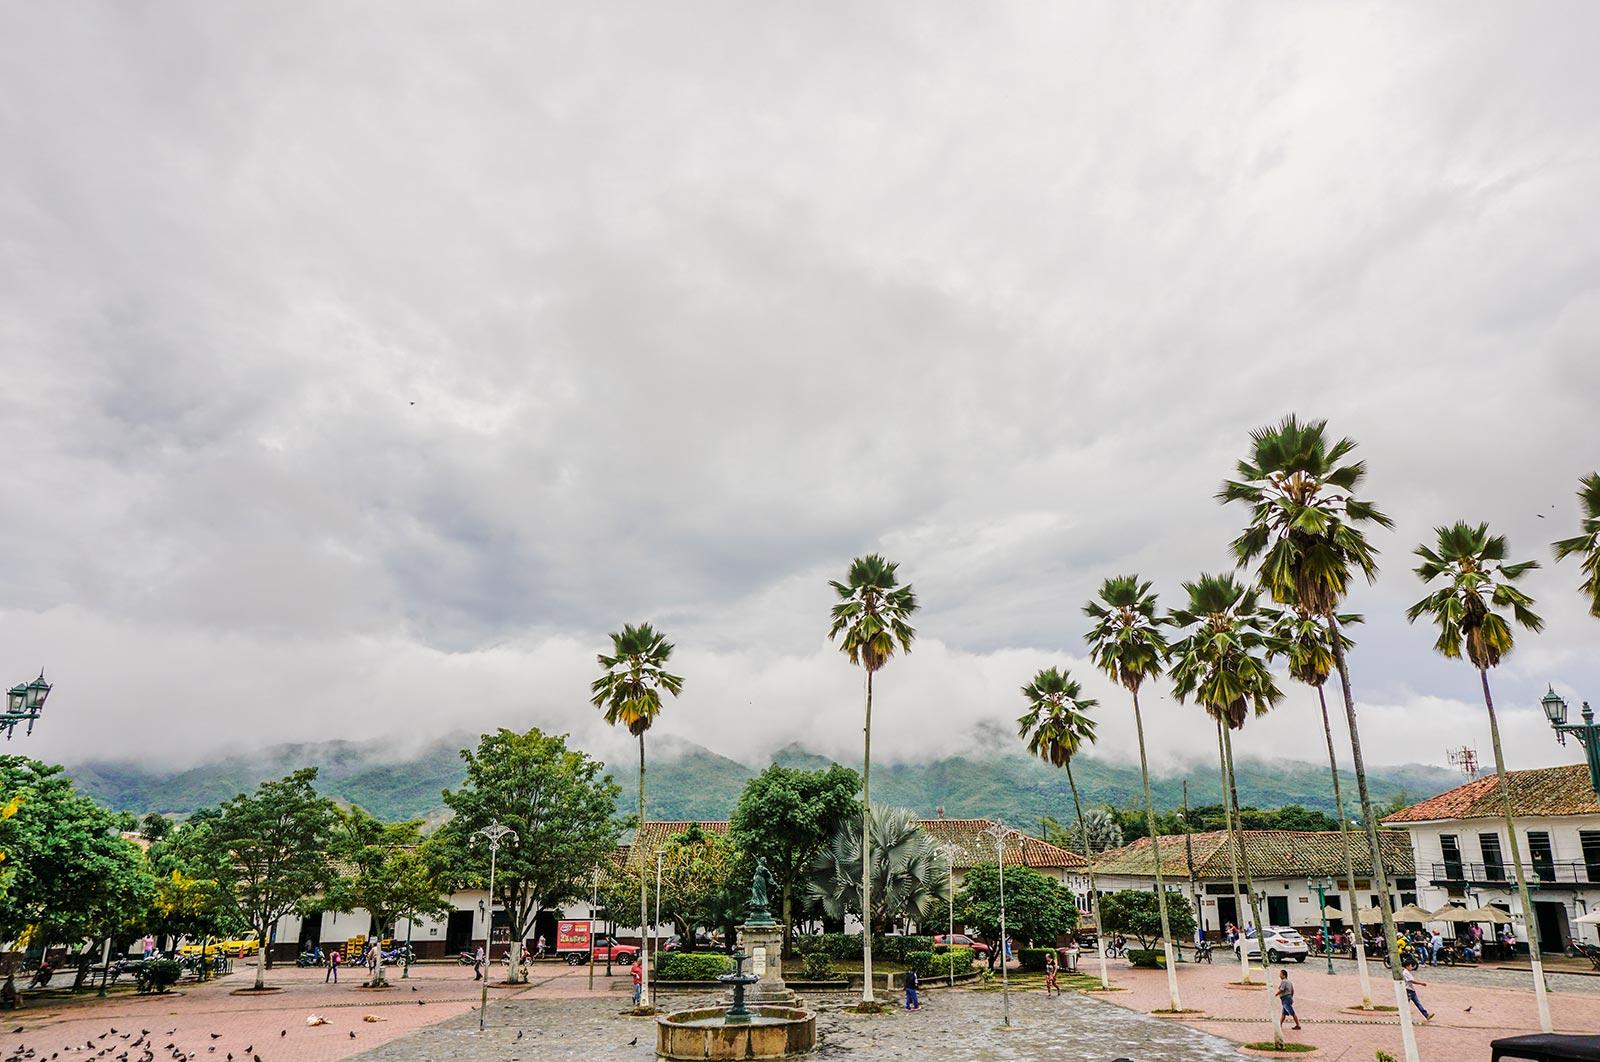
(136, 958, 183, 994)
(654, 952, 734, 981)
(799, 953, 835, 980)
(1017, 947, 1053, 972)
(1126, 948, 1166, 968)
(905, 946, 974, 978)
(874, 935, 933, 964)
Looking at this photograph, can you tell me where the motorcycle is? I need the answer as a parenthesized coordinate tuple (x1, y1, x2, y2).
(1193, 940, 1214, 964)
(296, 949, 325, 968)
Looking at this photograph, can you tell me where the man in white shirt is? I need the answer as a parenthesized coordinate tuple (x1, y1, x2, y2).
(1402, 963, 1433, 1021)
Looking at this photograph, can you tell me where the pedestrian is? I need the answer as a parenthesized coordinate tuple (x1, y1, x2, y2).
(141, 934, 155, 960)
(368, 940, 381, 975)
(1225, 922, 1238, 946)
(1043, 953, 1059, 996)
(630, 957, 643, 1006)
(1402, 962, 1433, 1021)
(325, 949, 341, 984)
(1429, 928, 1444, 966)
(1276, 969, 1301, 1030)
(985, 940, 998, 972)
(903, 966, 920, 1010)
(535, 934, 546, 959)
(473, 944, 485, 981)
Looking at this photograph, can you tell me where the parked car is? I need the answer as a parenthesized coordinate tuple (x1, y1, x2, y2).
(1233, 927, 1309, 963)
(563, 935, 637, 966)
(932, 933, 991, 956)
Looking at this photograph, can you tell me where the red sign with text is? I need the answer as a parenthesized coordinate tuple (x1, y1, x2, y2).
(556, 919, 592, 952)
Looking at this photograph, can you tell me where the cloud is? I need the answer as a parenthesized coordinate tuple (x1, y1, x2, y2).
(0, 3, 1597, 773)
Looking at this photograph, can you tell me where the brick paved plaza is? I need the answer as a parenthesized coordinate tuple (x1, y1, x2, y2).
(7, 957, 1600, 1061)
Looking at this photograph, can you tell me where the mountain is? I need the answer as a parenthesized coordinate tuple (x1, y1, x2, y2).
(60, 732, 1461, 828)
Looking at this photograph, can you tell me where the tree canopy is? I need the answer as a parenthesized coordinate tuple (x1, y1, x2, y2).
(729, 763, 860, 939)
(955, 863, 1078, 947)
(1099, 888, 1196, 950)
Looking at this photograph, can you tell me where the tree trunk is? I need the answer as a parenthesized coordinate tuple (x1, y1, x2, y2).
(1222, 721, 1282, 1048)
(1065, 760, 1110, 990)
(1328, 614, 1418, 1062)
(1131, 688, 1181, 1010)
(1481, 666, 1553, 1032)
(1317, 682, 1374, 1008)
(254, 923, 266, 990)
(1215, 720, 1253, 987)
(860, 668, 875, 1004)
(638, 731, 650, 1010)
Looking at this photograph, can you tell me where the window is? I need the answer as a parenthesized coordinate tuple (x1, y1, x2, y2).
(1440, 835, 1463, 879)
(1480, 833, 1506, 881)
(1528, 832, 1555, 881)
(1582, 832, 1600, 884)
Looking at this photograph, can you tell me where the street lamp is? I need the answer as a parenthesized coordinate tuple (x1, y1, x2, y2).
(981, 823, 1015, 1028)
(935, 842, 960, 989)
(653, 848, 666, 1010)
(1542, 686, 1600, 799)
(472, 821, 517, 1032)
(2, 671, 51, 740)
(589, 866, 601, 992)
(1309, 877, 1335, 976)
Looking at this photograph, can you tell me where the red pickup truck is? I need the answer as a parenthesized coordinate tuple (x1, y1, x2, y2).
(562, 934, 637, 966)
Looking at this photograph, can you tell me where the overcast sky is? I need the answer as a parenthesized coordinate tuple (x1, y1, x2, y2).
(2, 3, 1598, 776)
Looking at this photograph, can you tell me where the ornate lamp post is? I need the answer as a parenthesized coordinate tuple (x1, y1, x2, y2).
(982, 823, 1015, 1027)
(1542, 687, 1600, 799)
(1309, 877, 1335, 976)
(2, 671, 51, 739)
(472, 822, 517, 1032)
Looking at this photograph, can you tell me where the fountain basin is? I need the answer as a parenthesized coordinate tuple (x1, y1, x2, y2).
(656, 1005, 816, 1059)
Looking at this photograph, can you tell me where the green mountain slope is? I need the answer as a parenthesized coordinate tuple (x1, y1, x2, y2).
(62, 733, 1459, 828)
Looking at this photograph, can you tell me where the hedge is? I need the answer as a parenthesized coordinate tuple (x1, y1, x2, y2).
(654, 952, 734, 981)
(136, 958, 183, 994)
(905, 946, 974, 978)
(790, 934, 934, 965)
(1017, 947, 1053, 972)
(799, 953, 835, 980)
(875, 935, 933, 964)
(1126, 948, 1166, 968)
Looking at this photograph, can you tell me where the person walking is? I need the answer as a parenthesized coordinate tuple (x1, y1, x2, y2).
(1402, 962, 1433, 1022)
(1043, 953, 1059, 996)
(630, 957, 643, 1006)
(903, 967, 920, 1011)
(141, 934, 155, 960)
(325, 949, 341, 984)
(1276, 969, 1301, 1031)
(473, 944, 485, 981)
(535, 934, 546, 959)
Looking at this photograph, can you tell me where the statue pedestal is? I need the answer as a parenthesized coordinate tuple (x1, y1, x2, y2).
(736, 921, 797, 1005)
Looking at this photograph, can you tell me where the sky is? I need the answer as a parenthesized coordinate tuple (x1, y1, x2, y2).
(1, 3, 1598, 776)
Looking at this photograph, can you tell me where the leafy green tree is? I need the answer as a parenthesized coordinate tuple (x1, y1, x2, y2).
(828, 553, 917, 1005)
(1016, 666, 1109, 988)
(1552, 472, 1600, 617)
(139, 812, 172, 845)
(805, 805, 946, 935)
(729, 764, 860, 944)
(1083, 574, 1181, 1010)
(1040, 809, 1122, 853)
(207, 768, 338, 989)
(591, 622, 682, 1003)
(1407, 520, 1550, 1025)
(955, 863, 1078, 949)
(326, 808, 452, 985)
(1219, 414, 1407, 1037)
(435, 728, 622, 984)
(617, 823, 740, 951)
(1099, 888, 1196, 951)
(146, 816, 243, 977)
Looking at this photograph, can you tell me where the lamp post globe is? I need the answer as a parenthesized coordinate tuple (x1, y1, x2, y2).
(3, 670, 50, 739)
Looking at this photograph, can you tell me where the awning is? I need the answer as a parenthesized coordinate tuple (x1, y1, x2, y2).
(1430, 905, 1478, 924)
(1392, 903, 1437, 923)
(1465, 906, 1514, 925)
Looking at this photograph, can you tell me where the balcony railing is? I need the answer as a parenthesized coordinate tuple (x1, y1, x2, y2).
(1431, 860, 1598, 885)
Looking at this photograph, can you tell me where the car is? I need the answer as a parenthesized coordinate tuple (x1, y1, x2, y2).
(932, 933, 991, 956)
(562, 935, 637, 966)
(1233, 926, 1309, 963)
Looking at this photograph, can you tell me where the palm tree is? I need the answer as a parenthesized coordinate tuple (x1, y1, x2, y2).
(1167, 573, 1285, 1046)
(1407, 521, 1551, 1031)
(805, 806, 948, 933)
(828, 554, 917, 1005)
(1083, 575, 1182, 1011)
(1270, 607, 1377, 1008)
(1552, 472, 1600, 618)
(1217, 415, 1419, 1060)
(1017, 666, 1111, 989)
(590, 622, 683, 1009)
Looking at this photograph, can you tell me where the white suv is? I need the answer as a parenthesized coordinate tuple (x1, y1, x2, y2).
(1234, 926, 1309, 963)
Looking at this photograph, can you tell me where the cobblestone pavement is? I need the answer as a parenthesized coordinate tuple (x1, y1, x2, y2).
(349, 988, 1243, 1061)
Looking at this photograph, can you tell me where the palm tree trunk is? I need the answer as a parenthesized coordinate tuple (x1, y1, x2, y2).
(1328, 614, 1418, 1062)
(1215, 720, 1253, 986)
(638, 731, 650, 1010)
(1064, 759, 1109, 990)
(1481, 666, 1553, 1032)
(860, 668, 875, 1005)
(1221, 721, 1282, 1048)
(1131, 689, 1181, 1010)
(1317, 683, 1373, 1008)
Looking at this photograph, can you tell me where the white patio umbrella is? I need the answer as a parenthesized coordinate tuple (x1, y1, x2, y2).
(1465, 906, 1514, 925)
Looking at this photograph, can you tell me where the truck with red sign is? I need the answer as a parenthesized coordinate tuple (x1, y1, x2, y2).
(556, 919, 637, 966)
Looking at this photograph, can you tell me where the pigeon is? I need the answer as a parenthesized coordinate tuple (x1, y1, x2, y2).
(516, 1031, 523, 1041)
(1465, 1005, 1473, 1012)
(628, 1037, 637, 1047)
(348, 1033, 355, 1040)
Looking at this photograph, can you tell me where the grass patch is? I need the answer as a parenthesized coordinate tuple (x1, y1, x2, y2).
(1243, 1042, 1316, 1053)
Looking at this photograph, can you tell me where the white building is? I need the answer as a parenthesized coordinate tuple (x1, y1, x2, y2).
(1382, 762, 1600, 951)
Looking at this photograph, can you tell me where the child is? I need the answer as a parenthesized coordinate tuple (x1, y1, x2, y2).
(1402, 962, 1433, 1021)
(630, 957, 644, 1006)
(903, 967, 920, 1011)
(1276, 969, 1301, 1030)
(1043, 953, 1059, 996)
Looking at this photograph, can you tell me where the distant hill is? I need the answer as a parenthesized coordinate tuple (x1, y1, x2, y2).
(60, 732, 1460, 829)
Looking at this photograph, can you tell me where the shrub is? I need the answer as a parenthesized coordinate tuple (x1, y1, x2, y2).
(906, 946, 974, 978)
(1017, 947, 1053, 972)
(1125, 948, 1166, 969)
(136, 958, 183, 994)
(873, 934, 933, 964)
(799, 953, 836, 980)
(793, 933, 857, 961)
(654, 952, 733, 981)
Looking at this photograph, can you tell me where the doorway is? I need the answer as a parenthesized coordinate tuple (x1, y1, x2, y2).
(1534, 902, 1571, 952)
(1217, 896, 1238, 931)
(445, 910, 475, 956)
(1267, 896, 1290, 927)
(296, 913, 322, 952)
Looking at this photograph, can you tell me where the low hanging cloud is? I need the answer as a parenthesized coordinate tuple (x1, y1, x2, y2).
(0, 3, 1597, 772)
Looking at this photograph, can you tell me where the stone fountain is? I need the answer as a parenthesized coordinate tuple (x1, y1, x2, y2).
(656, 860, 816, 1060)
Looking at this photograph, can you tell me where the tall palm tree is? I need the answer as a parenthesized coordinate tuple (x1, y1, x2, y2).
(1083, 575, 1182, 1011)
(1017, 666, 1111, 989)
(1270, 607, 1376, 1008)
(828, 554, 917, 1006)
(1552, 472, 1600, 618)
(1167, 573, 1285, 1046)
(590, 622, 683, 1009)
(1217, 415, 1419, 1061)
(1407, 521, 1551, 1031)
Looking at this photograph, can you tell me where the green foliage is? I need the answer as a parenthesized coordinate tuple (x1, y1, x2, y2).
(590, 623, 683, 738)
(1111, 801, 1340, 841)
(730, 763, 860, 936)
(1552, 472, 1600, 618)
(147, 817, 244, 947)
(907, 945, 973, 978)
(955, 863, 1077, 947)
(139, 812, 172, 844)
(325, 807, 451, 976)
(805, 807, 948, 932)
(433, 728, 622, 980)
(1017, 947, 1052, 971)
(1041, 810, 1122, 853)
(799, 952, 836, 980)
(1082, 576, 1168, 694)
(1126, 948, 1165, 968)
(1098, 889, 1195, 950)
(793, 932, 859, 961)
(654, 951, 733, 981)
(606, 823, 739, 946)
(828, 555, 918, 674)
(873, 934, 933, 963)
(1017, 668, 1098, 770)
(1167, 573, 1284, 730)
(136, 957, 183, 994)
(1408, 521, 1542, 670)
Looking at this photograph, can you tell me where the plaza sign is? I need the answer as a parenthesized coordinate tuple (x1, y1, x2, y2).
(556, 919, 592, 952)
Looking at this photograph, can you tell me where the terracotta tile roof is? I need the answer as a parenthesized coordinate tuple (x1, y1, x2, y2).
(1092, 829, 1414, 880)
(1381, 764, 1600, 824)
(618, 819, 1087, 871)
